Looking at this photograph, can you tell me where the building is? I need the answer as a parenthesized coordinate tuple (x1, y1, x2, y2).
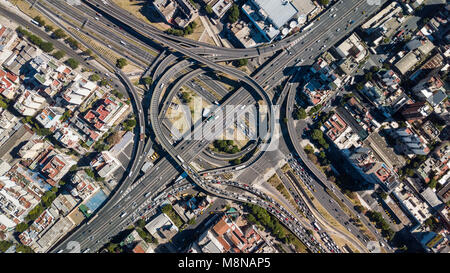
(417, 142, 450, 183)
(0, 163, 53, 228)
(2, 43, 38, 75)
(400, 102, 432, 122)
(153, 0, 199, 28)
(0, 68, 19, 99)
(389, 127, 430, 156)
(82, 95, 129, 132)
(0, 108, 19, 147)
(211, 0, 233, 18)
(18, 135, 48, 160)
(412, 74, 447, 107)
(323, 112, 360, 150)
(62, 75, 97, 106)
(190, 215, 262, 253)
(242, 0, 299, 42)
(335, 33, 368, 63)
(70, 170, 99, 200)
(38, 153, 77, 186)
(53, 124, 81, 149)
(90, 151, 121, 178)
(121, 229, 155, 253)
(13, 90, 46, 116)
(144, 212, 179, 243)
(35, 106, 66, 132)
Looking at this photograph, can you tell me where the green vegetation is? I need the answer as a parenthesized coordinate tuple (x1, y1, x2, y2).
(33, 16, 46, 26)
(136, 227, 158, 244)
(52, 28, 67, 39)
(44, 25, 54, 32)
(15, 26, 54, 52)
(166, 21, 198, 37)
(123, 116, 137, 131)
(245, 204, 303, 248)
(51, 50, 65, 60)
(228, 4, 240, 23)
(22, 116, 52, 136)
(307, 104, 322, 116)
(294, 107, 307, 120)
(237, 58, 248, 67)
(60, 110, 71, 122)
(15, 222, 28, 233)
(181, 91, 192, 103)
(230, 158, 241, 165)
(205, 4, 213, 15)
(310, 129, 329, 150)
(111, 89, 124, 100)
(0, 96, 11, 109)
(64, 37, 80, 49)
(319, 0, 329, 5)
(0, 241, 13, 253)
(161, 204, 184, 228)
(65, 58, 79, 69)
(116, 58, 127, 69)
(89, 74, 101, 82)
(366, 210, 395, 240)
(213, 140, 240, 154)
(141, 76, 153, 87)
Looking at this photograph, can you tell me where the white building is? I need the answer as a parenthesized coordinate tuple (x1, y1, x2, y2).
(13, 90, 46, 116)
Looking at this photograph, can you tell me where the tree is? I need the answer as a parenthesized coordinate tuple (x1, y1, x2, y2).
(231, 158, 241, 165)
(294, 108, 307, 120)
(52, 50, 65, 60)
(116, 58, 127, 69)
(99, 78, 108, 86)
(65, 58, 79, 69)
(205, 4, 213, 15)
(429, 179, 437, 189)
(89, 74, 101, 82)
(52, 28, 67, 39)
(237, 58, 248, 67)
(84, 49, 93, 56)
(320, 0, 329, 5)
(44, 25, 54, 32)
(228, 4, 240, 23)
(40, 41, 54, 53)
(181, 92, 191, 103)
(188, 218, 196, 225)
(141, 76, 152, 86)
(15, 222, 28, 233)
(136, 219, 146, 229)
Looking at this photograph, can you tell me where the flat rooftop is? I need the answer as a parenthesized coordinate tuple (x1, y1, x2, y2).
(252, 0, 298, 29)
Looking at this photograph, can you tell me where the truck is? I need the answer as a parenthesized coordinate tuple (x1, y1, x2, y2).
(120, 40, 126, 45)
(30, 19, 40, 26)
(312, 221, 321, 231)
(140, 133, 145, 141)
(234, 165, 246, 171)
(144, 192, 151, 198)
(120, 211, 127, 218)
(176, 155, 185, 163)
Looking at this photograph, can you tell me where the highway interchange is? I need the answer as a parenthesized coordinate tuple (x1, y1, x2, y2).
(16, 0, 394, 253)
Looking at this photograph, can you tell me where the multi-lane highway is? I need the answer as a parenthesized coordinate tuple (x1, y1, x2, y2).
(44, 0, 390, 253)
